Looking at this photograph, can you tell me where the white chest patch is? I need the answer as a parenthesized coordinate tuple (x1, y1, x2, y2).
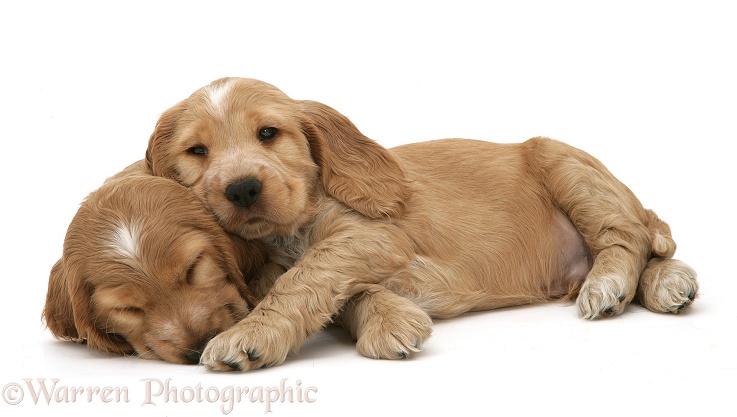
(206, 79, 235, 116)
(110, 221, 141, 261)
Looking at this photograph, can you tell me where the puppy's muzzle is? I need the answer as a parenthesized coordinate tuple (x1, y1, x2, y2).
(226, 177, 262, 208)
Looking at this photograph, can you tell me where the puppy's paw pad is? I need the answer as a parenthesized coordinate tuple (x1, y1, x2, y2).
(577, 275, 632, 320)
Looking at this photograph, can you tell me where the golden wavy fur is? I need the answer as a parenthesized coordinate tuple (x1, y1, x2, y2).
(43, 161, 273, 364)
(147, 77, 698, 371)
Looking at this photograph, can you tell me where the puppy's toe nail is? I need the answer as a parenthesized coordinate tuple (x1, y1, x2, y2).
(618, 294, 626, 302)
(223, 360, 242, 371)
(677, 300, 691, 311)
(246, 349, 260, 362)
(603, 306, 615, 315)
(397, 351, 408, 359)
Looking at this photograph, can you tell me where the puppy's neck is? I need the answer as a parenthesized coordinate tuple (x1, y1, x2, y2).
(259, 196, 353, 265)
(262, 230, 311, 266)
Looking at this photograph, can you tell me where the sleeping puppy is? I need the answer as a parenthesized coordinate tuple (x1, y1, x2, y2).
(146, 77, 699, 371)
(43, 160, 275, 364)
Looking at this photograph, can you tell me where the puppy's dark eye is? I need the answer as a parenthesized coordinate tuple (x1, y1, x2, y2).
(188, 146, 208, 156)
(258, 127, 278, 142)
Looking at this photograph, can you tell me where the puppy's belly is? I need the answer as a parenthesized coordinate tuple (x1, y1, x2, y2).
(383, 210, 592, 318)
(547, 209, 592, 298)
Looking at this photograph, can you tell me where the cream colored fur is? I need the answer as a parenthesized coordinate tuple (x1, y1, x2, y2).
(146, 77, 698, 371)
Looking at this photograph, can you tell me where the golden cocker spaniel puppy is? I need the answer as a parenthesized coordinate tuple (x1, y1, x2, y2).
(43, 161, 275, 364)
(147, 77, 698, 371)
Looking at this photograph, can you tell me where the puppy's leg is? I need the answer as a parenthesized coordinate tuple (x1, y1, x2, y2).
(339, 285, 432, 360)
(637, 258, 698, 314)
(201, 230, 410, 371)
(201, 269, 339, 370)
(530, 138, 653, 319)
(575, 246, 648, 319)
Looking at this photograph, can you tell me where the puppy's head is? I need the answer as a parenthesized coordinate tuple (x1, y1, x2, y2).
(43, 162, 265, 364)
(146, 77, 411, 240)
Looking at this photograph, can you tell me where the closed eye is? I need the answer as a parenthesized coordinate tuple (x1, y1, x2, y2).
(105, 332, 130, 344)
(184, 254, 229, 287)
(185, 255, 200, 285)
(114, 306, 144, 315)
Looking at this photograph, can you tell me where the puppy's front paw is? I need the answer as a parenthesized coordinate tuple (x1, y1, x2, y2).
(577, 274, 633, 319)
(355, 307, 433, 360)
(638, 258, 698, 314)
(201, 317, 291, 371)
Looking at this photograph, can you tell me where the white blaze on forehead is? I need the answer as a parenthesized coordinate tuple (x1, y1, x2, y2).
(110, 221, 142, 261)
(206, 79, 236, 116)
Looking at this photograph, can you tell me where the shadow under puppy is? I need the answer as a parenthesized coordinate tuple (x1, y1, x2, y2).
(147, 77, 699, 371)
(43, 161, 278, 364)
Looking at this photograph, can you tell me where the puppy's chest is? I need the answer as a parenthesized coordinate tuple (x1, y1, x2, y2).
(262, 232, 311, 265)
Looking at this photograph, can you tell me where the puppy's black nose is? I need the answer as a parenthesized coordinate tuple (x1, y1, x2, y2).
(184, 349, 203, 364)
(226, 177, 262, 208)
(184, 337, 212, 364)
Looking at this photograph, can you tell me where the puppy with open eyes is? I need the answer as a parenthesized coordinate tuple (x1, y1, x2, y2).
(43, 161, 278, 364)
(147, 77, 698, 371)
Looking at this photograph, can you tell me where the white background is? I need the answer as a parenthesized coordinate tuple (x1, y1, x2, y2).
(1, 1, 735, 416)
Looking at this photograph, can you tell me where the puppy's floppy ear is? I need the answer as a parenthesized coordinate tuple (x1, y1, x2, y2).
(43, 253, 133, 355)
(299, 100, 411, 219)
(43, 259, 79, 341)
(228, 235, 268, 276)
(222, 234, 262, 308)
(228, 235, 289, 303)
(146, 101, 187, 178)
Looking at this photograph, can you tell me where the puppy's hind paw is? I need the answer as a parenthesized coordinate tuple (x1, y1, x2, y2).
(576, 274, 633, 320)
(637, 258, 698, 314)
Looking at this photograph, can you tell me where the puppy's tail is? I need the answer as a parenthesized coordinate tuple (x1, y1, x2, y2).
(644, 209, 676, 259)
